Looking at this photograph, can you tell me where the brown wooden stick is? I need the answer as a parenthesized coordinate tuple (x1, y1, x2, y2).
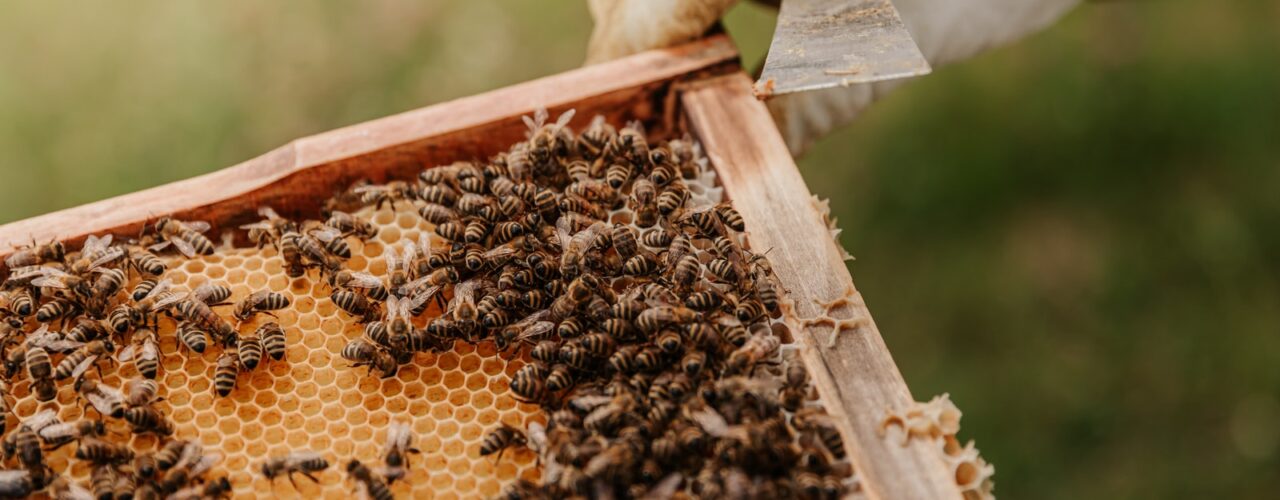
(680, 72, 963, 500)
(0, 35, 738, 263)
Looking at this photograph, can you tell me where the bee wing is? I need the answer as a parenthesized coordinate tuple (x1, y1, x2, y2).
(417, 232, 432, 252)
(510, 310, 549, 330)
(516, 321, 554, 342)
(23, 408, 60, 431)
(401, 242, 417, 266)
(525, 422, 547, 455)
(384, 296, 402, 322)
(141, 339, 158, 360)
(38, 421, 74, 440)
(30, 267, 72, 288)
(167, 234, 198, 258)
(43, 339, 85, 353)
(185, 220, 212, 233)
(146, 240, 172, 253)
(344, 272, 384, 289)
(239, 221, 274, 231)
(521, 114, 538, 134)
(625, 119, 646, 136)
(190, 453, 221, 477)
(385, 421, 411, 452)
(639, 474, 683, 500)
(555, 216, 573, 250)
(88, 246, 126, 269)
(382, 246, 400, 273)
(408, 285, 441, 310)
(116, 344, 136, 362)
(55, 478, 95, 500)
(569, 394, 613, 412)
(192, 283, 220, 304)
(309, 227, 340, 242)
(69, 355, 100, 381)
(402, 292, 430, 317)
(552, 108, 577, 132)
(258, 206, 281, 220)
(688, 407, 732, 438)
(352, 185, 382, 194)
(151, 292, 185, 311)
(6, 266, 46, 283)
(83, 234, 111, 255)
(482, 246, 516, 261)
(288, 451, 326, 467)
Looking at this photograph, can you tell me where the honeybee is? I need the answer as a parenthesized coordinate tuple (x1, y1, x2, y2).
(241, 206, 296, 248)
(725, 333, 780, 376)
(382, 293, 432, 347)
(557, 217, 609, 278)
(635, 306, 699, 334)
(510, 364, 547, 402)
(306, 225, 352, 259)
(257, 322, 288, 361)
(382, 421, 420, 478)
(213, 350, 239, 396)
(383, 242, 418, 293)
(0, 288, 34, 319)
(577, 114, 616, 160)
(480, 423, 528, 462)
(54, 339, 115, 380)
(325, 210, 376, 240)
(232, 290, 291, 322)
(124, 404, 174, 436)
(117, 326, 160, 379)
(157, 442, 220, 494)
(115, 278, 183, 332)
(341, 339, 398, 378)
(123, 377, 160, 407)
(238, 333, 264, 371)
(75, 377, 125, 419)
(174, 292, 236, 345)
(4, 240, 64, 268)
(147, 217, 215, 257)
(353, 180, 414, 210)
(331, 289, 379, 322)
(25, 342, 57, 402)
(261, 451, 330, 487)
(345, 459, 393, 500)
(168, 476, 232, 500)
(125, 243, 168, 276)
(521, 107, 577, 168)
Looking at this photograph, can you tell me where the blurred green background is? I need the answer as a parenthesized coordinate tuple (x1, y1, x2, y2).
(3, 1, 1278, 497)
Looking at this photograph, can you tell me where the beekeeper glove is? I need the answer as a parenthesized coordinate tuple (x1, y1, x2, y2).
(585, 0, 1080, 155)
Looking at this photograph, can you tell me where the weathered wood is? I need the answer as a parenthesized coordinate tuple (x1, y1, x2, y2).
(680, 72, 963, 500)
(0, 35, 738, 263)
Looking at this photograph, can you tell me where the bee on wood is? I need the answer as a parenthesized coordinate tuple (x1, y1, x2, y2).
(257, 322, 288, 361)
(232, 290, 291, 322)
(147, 217, 215, 257)
(324, 210, 376, 240)
(353, 180, 414, 210)
(480, 424, 528, 462)
(345, 459, 393, 500)
(341, 339, 398, 378)
(261, 451, 329, 487)
(4, 240, 64, 268)
(213, 350, 239, 396)
(76, 377, 125, 419)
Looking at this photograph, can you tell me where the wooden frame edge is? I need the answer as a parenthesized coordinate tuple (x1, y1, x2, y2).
(680, 72, 963, 500)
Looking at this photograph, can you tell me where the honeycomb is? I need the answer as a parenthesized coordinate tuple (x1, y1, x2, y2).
(880, 394, 995, 500)
(6, 203, 542, 499)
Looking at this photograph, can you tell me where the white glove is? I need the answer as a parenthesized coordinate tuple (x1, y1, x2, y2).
(585, 0, 1081, 155)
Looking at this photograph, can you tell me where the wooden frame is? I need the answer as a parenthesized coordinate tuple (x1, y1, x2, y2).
(0, 35, 963, 500)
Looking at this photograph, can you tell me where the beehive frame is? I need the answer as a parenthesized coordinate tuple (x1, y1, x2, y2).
(0, 35, 964, 499)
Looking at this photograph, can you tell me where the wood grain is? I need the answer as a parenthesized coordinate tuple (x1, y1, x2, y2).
(0, 35, 738, 265)
(680, 73, 963, 500)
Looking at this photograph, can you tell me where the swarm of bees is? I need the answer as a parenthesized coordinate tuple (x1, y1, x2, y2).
(0, 107, 853, 498)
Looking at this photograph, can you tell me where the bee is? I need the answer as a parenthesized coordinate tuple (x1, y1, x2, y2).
(546, 364, 575, 393)
(277, 231, 307, 278)
(735, 299, 767, 322)
(238, 333, 264, 371)
(383, 243, 417, 293)
(341, 339, 398, 378)
(480, 424, 528, 461)
(656, 328, 683, 353)
(353, 180, 413, 210)
(419, 183, 460, 206)
(66, 318, 107, 343)
(124, 404, 174, 436)
(523, 107, 577, 166)
(715, 203, 746, 232)
(76, 377, 125, 418)
(681, 350, 707, 377)
(510, 364, 546, 401)
(168, 476, 232, 500)
(116, 329, 161, 381)
(330, 290, 378, 322)
(1, 288, 34, 318)
(328, 269, 389, 301)
(232, 290, 291, 322)
(614, 120, 649, 161)
(157, 442, 220, 494)
(345, 460, 393, 500)
(656, 185, 690, 216)
(307, 225, 352, 259)
(148, 217, 215, 257)
(583, 394, 634, 435)
(123, 377, 160, 407)
(793, 408, 846, 459)
(213, 350, 239, 396)
(174, 294, 235, 346)
(257, 322, 287, 361)
(261, 451, 330, 487)
(578, 114, 616, 160)
(325, 210, 377, 240)
(400, 266, 457, 300)
(34, 297, 77, 323)
(384, 293, 432, 347)
(25, 344, 57, 402)
(636, 306, 699, 334)
(383, 421, 420, 473)
(4, 240, 64, 268)
(725, 333, 780, 375)
(629, 178, 658, 227)
(605, 162, 633, 190)
(55, 339, 114, 380)
(176, 322, 209, 353)
(706, 258, 739, 283)
(556, 217, 609, 278)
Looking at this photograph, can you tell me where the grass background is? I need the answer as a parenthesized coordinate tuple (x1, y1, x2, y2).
(3, 1, 1278, 497)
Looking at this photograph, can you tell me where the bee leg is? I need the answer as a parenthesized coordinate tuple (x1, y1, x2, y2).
(302, 471, 321, 483)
